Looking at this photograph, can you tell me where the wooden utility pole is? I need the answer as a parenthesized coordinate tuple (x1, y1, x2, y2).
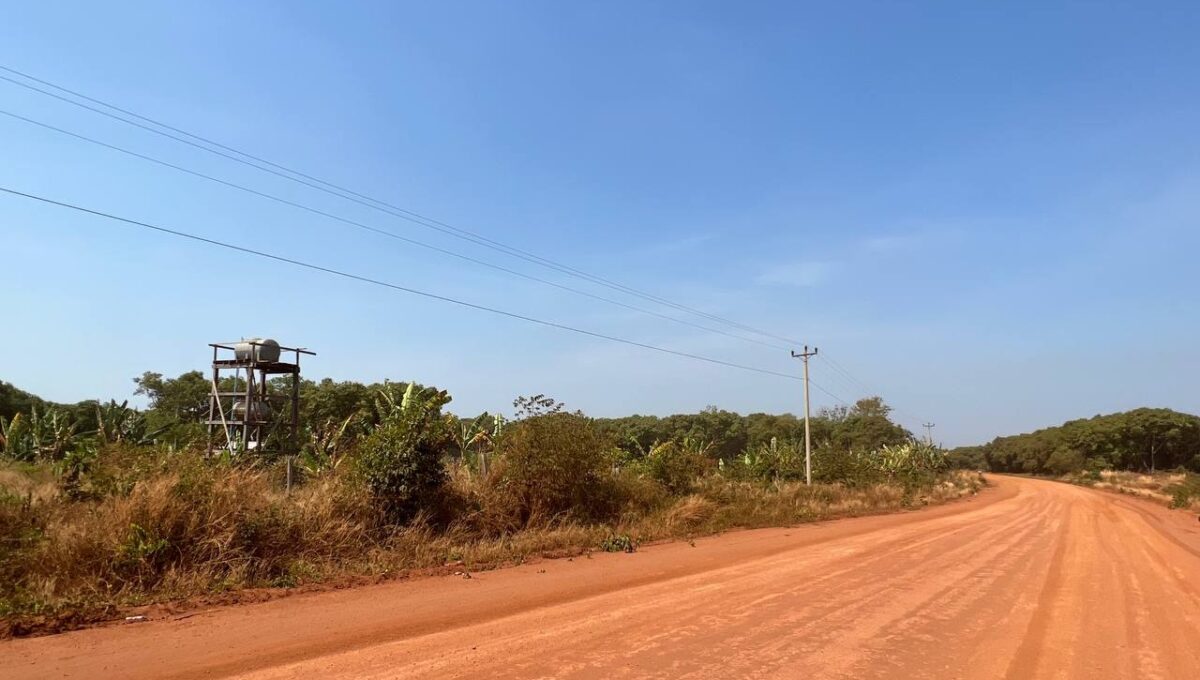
(922, 422, 936, 445)
(791, 346, 819, 485)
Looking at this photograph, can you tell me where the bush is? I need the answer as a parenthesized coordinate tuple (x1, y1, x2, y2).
(600, 533, 637, 553)
(1166, 474, 1200, 510)
(357, 385, 453, 525)
(1045, 448, 1086, 475)
(643, 440, 712, 494)
(492, 413, 617, 526)
(729, 439, 809, 482)
(871, 441, 947, 487)
(812, 445, 880, 486)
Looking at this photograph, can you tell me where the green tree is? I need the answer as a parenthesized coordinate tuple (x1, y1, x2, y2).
(299, 378, 376, 440)
(0, 380, 48, 421)
(979, 408, 1200, 474)
(357, 384, 453, 524)
(133, 371, 210, 440)
(828, 397, 911, 453)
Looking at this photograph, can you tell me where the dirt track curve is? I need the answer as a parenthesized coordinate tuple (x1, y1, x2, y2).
(5, 475, 1200, 679)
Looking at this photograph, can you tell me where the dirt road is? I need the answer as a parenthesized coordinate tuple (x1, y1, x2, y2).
(5, 475, 1200, 679)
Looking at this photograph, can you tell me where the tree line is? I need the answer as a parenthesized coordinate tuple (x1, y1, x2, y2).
(2, 371, 913, 465)
(1, 371, 924, 499)
(948, 408, 1200, 474)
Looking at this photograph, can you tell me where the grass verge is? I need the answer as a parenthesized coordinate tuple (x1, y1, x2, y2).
(1059, 469, 1200, 512)
(0, 457, 984, 638)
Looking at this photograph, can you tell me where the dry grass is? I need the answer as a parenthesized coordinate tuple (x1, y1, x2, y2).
(0, 458, 984, 637)
(0, 465, 57, 503)
(1062, 470, 1200, 512)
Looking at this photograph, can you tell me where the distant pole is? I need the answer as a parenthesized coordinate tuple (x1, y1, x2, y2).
(922, 422, 936, 446)
(791, 346, 819, 485)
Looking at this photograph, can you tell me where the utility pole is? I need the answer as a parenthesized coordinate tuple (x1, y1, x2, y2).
(922, 422, 936, 446)
(791, 346, 819, 485)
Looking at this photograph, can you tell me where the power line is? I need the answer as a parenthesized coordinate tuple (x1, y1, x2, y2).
(818, 354, 875, 397)
(0, 65, 805, 347)
(818, 352, 927, 425)
(0, 66, 862, 407)
(0, 107, 791, 353)
(0, 184, 825, 384)
(802, 361, 853, 408)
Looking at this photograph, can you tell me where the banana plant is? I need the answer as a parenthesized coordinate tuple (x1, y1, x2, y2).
(455, 414, 497, 459)
(373, 382, 450, 423)
(94, 400, 165, 446)
(0, 406, 80, 461)
(873, 441, 947, 478)
(0, 412, 33, 460)
(451, 412, 504, 476)
(299, 413, 355, 476)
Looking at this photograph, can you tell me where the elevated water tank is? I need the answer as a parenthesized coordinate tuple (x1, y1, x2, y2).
(232, 400, 273, 422)
(234, 338, 281, 363)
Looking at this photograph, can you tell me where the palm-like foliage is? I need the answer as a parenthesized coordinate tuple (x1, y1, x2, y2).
(299, 414, 355, 476)
(0, 406, 79, 461)
(873, 441, 947, 475)
(453, 413, 505, 475)
(95, 400, 164, 446)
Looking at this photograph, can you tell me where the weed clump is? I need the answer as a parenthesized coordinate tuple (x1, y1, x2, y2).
(600, 534, 638, 553)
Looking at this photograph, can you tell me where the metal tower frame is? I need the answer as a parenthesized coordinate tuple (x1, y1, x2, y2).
(205, 340, 315, 456)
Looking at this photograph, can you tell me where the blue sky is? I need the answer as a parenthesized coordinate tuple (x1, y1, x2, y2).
(1, 1, 1197, 445)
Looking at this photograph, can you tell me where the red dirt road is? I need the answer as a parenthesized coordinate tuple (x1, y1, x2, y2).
(5, 475, 1200, 679)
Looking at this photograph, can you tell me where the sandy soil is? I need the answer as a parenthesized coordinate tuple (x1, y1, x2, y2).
(4, 475, 1200, 679)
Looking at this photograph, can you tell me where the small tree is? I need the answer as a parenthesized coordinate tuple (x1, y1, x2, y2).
(133, 371, 210, 445)
(357, 384, 453, 524)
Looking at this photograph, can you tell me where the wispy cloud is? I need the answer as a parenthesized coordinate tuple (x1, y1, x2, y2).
(755, 261, 833, 287)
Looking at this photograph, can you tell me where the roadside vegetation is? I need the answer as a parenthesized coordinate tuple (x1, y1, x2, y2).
(0, 377, 980, 636)
(946, 408, 1200, 475)
(1055, 470, 1200, 512)
(944, 407, 1200, 513)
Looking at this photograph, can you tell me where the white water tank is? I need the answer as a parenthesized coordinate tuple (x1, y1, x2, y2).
(232, 400, 273, 422)
(234, 338, 281, 363)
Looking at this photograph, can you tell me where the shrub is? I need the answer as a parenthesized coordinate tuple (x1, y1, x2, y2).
(1166, 474, 1200, 510)
(730, 438, 808, 482)
(600, 533, 637, 553)
(611, 467, 670, 516)
(643, 439, 712, 494)
(812, 445, 880, 486)
(492, 412, 617, 526)
(357, 385, 453, 525)
(1045, 448, 1086, 475)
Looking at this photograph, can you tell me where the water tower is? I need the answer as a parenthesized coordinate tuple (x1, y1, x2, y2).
(205, 338, 314, 456)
